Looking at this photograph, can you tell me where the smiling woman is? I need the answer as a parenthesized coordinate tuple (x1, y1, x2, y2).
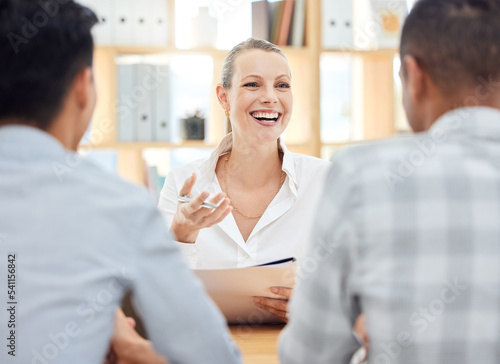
(157, 38, 331, 322)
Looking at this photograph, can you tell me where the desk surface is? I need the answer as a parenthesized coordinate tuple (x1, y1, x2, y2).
(230, 324, 285, 364)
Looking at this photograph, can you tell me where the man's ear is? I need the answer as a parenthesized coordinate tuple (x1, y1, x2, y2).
(216, 83, 230, 112)
(71, 67, 96, 147)
(401, 55, 426, 103)
(72, 67, 95, 111)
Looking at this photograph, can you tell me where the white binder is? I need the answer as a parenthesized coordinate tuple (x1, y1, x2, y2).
(149, 0, 169, 47)
(94, 0, 113, 46)
(291, 0, 306, 47)
(78, 0, 112, 46)
(113, 0, 133, 46)
(117, 63, 137, 142)
(131, 0, 151, 46)
(136, 64, 154, 142)
(321, 0, 354, 49)
(353, 0, 377, 50)
(152, 64, 171, 142)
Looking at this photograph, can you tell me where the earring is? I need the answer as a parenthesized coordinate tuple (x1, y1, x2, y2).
(225, 109, 230, 118)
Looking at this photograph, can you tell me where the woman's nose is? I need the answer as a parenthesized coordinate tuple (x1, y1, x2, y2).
(260, 86, 278, 104)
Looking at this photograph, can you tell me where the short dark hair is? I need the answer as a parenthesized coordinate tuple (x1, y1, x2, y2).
(0, 0, 98, 130)
(400, 0, 500, 93)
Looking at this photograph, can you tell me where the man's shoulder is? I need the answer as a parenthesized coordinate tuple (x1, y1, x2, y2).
(338, 135, 415, 164)
(330, 131, 469, 193)
(329, 136, 415, 176)
(74, 158, 156, 208)
(324, 135, 435, 193)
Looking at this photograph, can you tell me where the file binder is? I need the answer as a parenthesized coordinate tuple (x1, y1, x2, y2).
(252, 1, 270, 41)
(136, 64, 154, 142)
(152, 64, 171, 142)
(150, 0, 169, 47)
(291, 0, 306, 47)
(79, 0, 114, 46)
(353, 0, 376, 50)
(276, 0, 294, 46)
(117, 63, 137, 142)
(113, 0, 133, 46)
(131, 0, 151, 46)
(321, 0, 354, 49)
(270, 1, 283, 44)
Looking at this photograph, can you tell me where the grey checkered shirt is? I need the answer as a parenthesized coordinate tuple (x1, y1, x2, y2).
(279, 107, 500, 364)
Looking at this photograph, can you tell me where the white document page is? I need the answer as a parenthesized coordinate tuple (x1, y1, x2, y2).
(194, 258, 296, 324)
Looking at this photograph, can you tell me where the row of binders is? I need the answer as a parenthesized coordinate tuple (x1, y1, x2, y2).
(78, 0, 169, 46)
(117, 62, 171, 142)
(252, 0, 306, 47)
(322, 0, 409, 50)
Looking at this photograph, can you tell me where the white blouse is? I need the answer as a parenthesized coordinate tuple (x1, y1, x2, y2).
(158, 134, 331, 269)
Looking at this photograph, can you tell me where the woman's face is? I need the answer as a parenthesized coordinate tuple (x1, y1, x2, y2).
(225, 49, 293, 144)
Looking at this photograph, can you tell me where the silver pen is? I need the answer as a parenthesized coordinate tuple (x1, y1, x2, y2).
(178, 194, 218, 209)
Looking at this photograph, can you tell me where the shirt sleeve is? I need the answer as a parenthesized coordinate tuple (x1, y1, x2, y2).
(131, 199, 241, 364)
(278, 156, 361, 364)
(157, 170, 199, 267)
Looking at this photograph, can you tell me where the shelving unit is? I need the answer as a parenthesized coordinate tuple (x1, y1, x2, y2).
(82, 0, 403, 186)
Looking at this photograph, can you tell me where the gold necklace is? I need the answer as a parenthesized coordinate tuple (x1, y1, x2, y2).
(223, 155, 286, 219)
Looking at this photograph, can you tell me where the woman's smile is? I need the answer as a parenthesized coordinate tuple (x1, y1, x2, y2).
(250, 109, 283, 126)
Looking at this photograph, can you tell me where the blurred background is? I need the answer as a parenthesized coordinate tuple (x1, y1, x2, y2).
(77, 0, 417, 199)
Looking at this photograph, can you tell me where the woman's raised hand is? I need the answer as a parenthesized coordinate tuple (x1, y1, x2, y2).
(170, 173, 232, 243)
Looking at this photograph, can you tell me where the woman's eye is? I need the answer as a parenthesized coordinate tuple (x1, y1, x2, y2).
(276, 83, 291, 89)
(244, 82, 259, 88)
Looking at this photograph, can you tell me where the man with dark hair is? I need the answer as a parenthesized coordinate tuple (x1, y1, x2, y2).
(0, 1, 241, 363)
(279, 0, 500, 363)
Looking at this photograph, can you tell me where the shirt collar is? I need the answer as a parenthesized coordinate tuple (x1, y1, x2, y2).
(429, 106, 500, 139)
(197, 133, 298, 192)
(0, 125, 67, 160)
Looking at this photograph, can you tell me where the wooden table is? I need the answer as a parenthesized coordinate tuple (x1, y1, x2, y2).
(229, 324, 285, 364)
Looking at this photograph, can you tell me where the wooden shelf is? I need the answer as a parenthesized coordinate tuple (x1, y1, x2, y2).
(79, 141, 319, 153)
(89, 1, 401, 185)
(320, 142, 354, 148)
(320, 139, 376, 148)
(96, 46, 229, 57)
(321, 48, 399, 57)
(79, 141, 217, 150)
(96, 46, 170, 54)
(281, 46, 313, 56)
(96, 46, 312, 58)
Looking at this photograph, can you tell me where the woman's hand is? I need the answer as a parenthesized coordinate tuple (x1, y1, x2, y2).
(104, 309, 168, 364)
(170, 173, 232, 243)
(353, 314, 369, 360)
(253, 286, 292, 323)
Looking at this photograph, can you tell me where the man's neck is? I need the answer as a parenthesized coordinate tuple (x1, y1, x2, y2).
(0, 116, 78, 151)
(424, 89, 500, 131)
(0, 118, 38, 129)
(46, 109, 81, 151)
